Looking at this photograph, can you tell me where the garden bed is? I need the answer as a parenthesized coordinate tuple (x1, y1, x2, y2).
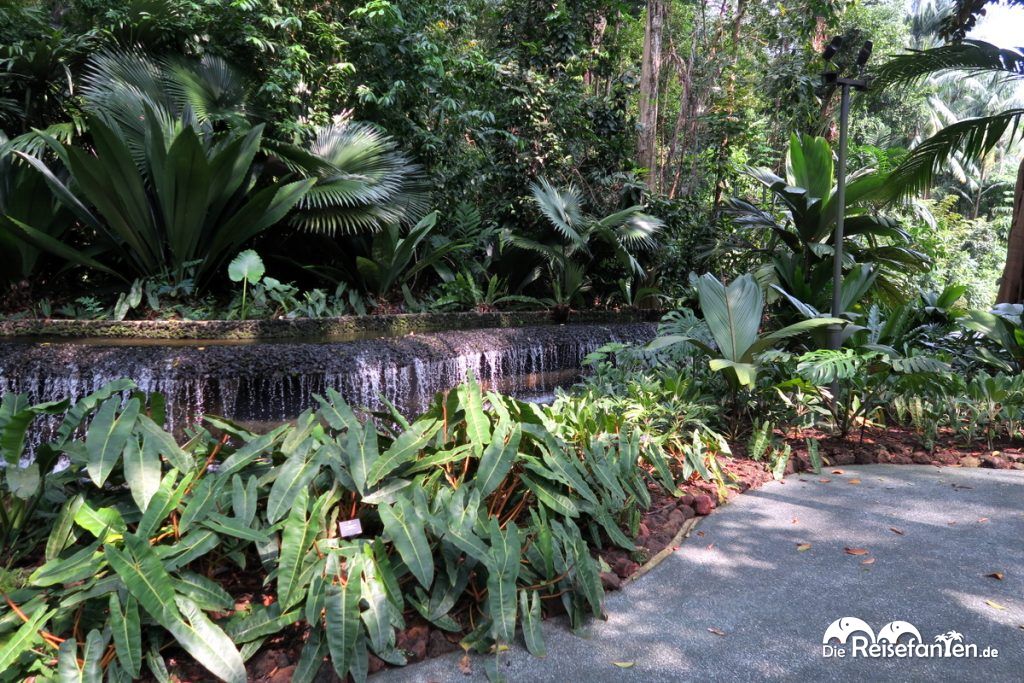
(164, 427, 1024, 682)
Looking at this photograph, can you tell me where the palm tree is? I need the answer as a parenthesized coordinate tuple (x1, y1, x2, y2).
(875, 39, 1024, 302)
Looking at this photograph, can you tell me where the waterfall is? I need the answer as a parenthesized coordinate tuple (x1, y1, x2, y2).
(0, 323, 655, 440)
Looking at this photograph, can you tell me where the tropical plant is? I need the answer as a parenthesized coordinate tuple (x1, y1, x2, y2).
(722, 133, 929, 306)
(961, 303, 1024, 372)
(0, 134, 72, 284)
(512, 178, 664, 309)
(283, 120, 429, 235)
(649, 273, 843, 389)
(227, 249, 265, 320)
(874, 39, 1024, 303)
(0, 374, 686, 681)
(6, 117, 312, 287)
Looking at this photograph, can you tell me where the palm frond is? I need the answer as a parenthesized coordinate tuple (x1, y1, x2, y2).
(886, 109, 1024, 199)
(874, 40, 1024, 88)
(529, 177, 585, 248)
(288, 121, 428, 235)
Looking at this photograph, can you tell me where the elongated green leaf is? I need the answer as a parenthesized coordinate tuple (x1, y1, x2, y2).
(109, 594, 142, 678)
(314, 390, 361, 431)
(379, 497, 433, 589)
(520, 474, 579, 517)
(45, 494, 84, 561)
(231, 475, 257, 526)
(292, 628, 326, 683)
(85, 397, 140, 486)
(138, 414, 194, 472)
(347, 423, 378, 494)
(122, 436, 161, 512)
(178, 476, 220, 533)
(216, 425, 286, 477)
(73, 502, 127, 541)
(475, 424, 521, 497)
(277, 489, 316, 611)
(365, 419, 439, 487)
(202, 513, 270, 543)
(267, 445, 323, 523)
(225, 604, 301, 644)
(695, 273, 762, 362)
(519, 590, 546, 657)
(174, 571, 234, 612)
(0, 606, 53, 672)
(459, 372, 491, 453)
(360, 550, 397, 653)
(325, 557, 363, 680)
(30, 541, 104, 586)
(170, 596, 247, 683)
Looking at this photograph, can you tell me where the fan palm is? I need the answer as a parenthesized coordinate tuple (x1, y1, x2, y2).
(511, 178, 663, 308)
(874, 39, 1024, 302)
(277, 120, 429, 235)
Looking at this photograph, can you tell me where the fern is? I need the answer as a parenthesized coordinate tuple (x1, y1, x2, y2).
(747, 420, 772, 462)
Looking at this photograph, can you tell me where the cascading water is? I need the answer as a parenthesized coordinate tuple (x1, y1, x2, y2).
(0, 323, 655, 441)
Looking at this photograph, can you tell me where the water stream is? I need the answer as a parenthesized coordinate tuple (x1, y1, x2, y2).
(0, 323, 654, 439)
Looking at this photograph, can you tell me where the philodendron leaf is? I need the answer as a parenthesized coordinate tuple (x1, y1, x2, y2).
(170, 596, 247, 683)
(325, 556, 364, 681)
(486, 519, 520, 643)
(277, 489, 317, 612)
(474, 424, 521, 498)
(0, 606, 54, 672)
(365, 418, 440, 487)
(519, 590, 546, 657)
(267, 444, 323, 523)
(379, 497, 434, 589)
(109, 594, 142, 678)
(459, 372, 491, 453)
(227, 249, 265, 284)
(123, 436, 161, 512)
(85, 397, 140, 487)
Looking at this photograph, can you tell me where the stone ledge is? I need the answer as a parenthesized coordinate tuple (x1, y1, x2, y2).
(0, 309, 661, 341)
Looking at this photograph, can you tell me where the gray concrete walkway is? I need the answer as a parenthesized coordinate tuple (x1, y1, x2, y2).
(373, 465, 1024, 682)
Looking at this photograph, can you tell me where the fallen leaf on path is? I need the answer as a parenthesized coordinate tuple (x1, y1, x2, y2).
(697, 531, 705, 537)
(819, 478, 831, 483)
(458, 654, 472, 674)
(844, 547, 869, 556)
(612, 661, 634, 669)
(707, 627, 727, 636)
(796, 543, 812, 552)
(978, 517, 989, 523)
(985, 600, 1007, 611)
(831, 469, 845, 475)
(889, 527, 905, 535)
(706, 543, 715, 550)
(792, 518, 799, 524)
(861, 558, 875, 565)
(986, 572, 1005, 581)
(947, 521, 957, 526)
(848, 478, 861, 485)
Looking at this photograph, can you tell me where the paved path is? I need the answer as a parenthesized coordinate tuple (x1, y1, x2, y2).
(372, 465, 1024, 682)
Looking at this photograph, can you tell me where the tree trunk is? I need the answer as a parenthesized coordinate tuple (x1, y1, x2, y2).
(996, 156, 1024, 303)
(637, 0, 665, 190)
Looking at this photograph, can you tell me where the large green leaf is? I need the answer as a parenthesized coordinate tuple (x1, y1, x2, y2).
(276, 489, 317, 611)
(379, 496, 433, 589)
(474, 423, 521, 497)
(170, 596, 247, 683)
(109, 594, 142, 678)
(695, 273, 763, 362)
(0, 605, 54, 671)
(267, 445, 323, 523)
(85, 397, 140, 487)
(365, 418, 440, 487)
(325, 556, 364, 680)
(123, 436, 161, 512)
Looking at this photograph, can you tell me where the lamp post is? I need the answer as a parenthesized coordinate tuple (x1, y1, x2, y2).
(822, 36, 872, 350)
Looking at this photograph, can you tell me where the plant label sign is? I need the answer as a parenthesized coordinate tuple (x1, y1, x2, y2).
(338, 518, 363, 538)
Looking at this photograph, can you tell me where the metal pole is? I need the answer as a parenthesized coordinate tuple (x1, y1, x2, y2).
(829, 82, 851, 350)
